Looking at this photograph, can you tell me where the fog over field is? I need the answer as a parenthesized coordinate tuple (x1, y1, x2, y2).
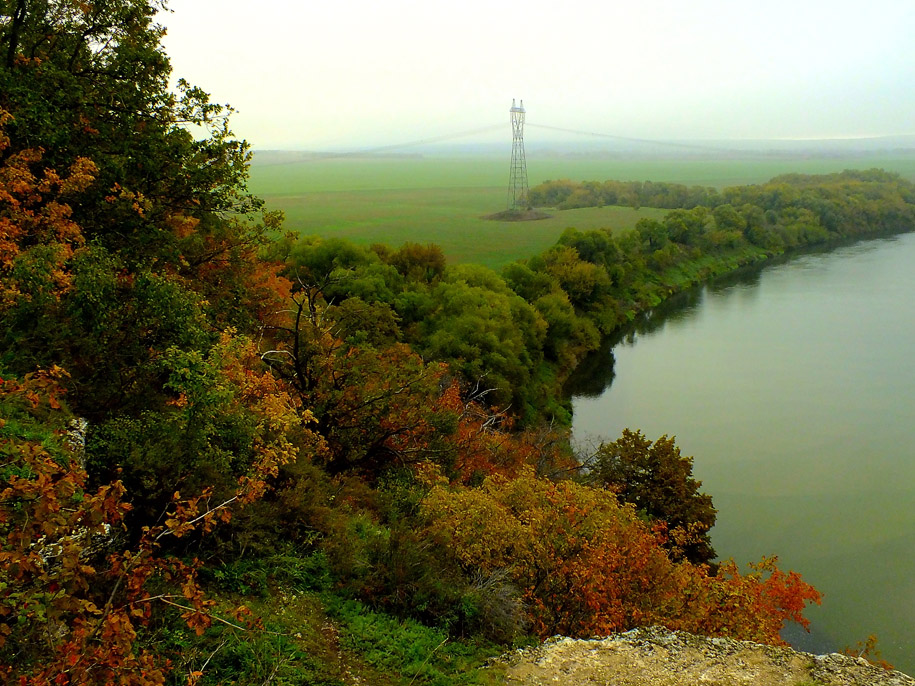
(159, 0, 914, 151)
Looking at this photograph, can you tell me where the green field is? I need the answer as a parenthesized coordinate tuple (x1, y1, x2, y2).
(249, 153, 915, 268)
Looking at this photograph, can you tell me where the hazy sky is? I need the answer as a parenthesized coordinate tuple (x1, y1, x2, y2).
(158, 0, 915, 150)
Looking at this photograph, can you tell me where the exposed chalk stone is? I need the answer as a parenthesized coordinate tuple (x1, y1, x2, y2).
(498, 626, 914, 686)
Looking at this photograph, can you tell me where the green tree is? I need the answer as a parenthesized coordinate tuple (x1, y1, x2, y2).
(635, 217, 668, 250)
(587, 429, 717, 565)
(557, 227, 621, 270)
(501, 260, 556, 302)
(0, 0, 260, 260)
(663, 207, 710, 246)
(532, 292, 599, 368)
(532, 245, 610, 311)
(0, 1, 280, 413)
(419, 271, 546, 412)
(388, 242, 446, 284)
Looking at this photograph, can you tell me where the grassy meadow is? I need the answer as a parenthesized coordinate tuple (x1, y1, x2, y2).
(249, 153, 915, 268)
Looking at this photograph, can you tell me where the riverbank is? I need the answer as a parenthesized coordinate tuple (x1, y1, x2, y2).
(538, 170, 915, 423)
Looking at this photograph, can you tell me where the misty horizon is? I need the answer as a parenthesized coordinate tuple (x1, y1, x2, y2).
(159, 0, 914, 151)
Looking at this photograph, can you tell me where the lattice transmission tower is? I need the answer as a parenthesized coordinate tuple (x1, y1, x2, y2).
(508, 99, 529, 210)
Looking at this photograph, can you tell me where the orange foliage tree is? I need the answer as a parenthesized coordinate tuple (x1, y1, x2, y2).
(0, 357, 306, 684)
(421, 470, 820, 644)
(0, 110, 96, 310)
(260, 279, 576, 485)
(663, 556, 823, 644)
(260, 283, 462, 478)
(441, 383, 576, 483)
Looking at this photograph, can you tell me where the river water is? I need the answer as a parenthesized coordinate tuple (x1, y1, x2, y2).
(569, 231, 915, 672)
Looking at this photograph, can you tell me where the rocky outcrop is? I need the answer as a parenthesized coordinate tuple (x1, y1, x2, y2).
(499, 626, 914, 686)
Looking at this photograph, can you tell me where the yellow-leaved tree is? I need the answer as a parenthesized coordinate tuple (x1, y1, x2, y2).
(421, 469, 820, 643)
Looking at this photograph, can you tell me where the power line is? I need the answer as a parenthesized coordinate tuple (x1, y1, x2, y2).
(280, 117, 890, 160)
(305, 124, 505, 159)
(526, 123, 754, 155)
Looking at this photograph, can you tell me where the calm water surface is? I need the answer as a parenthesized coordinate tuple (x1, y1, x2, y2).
(570, 232, 915, 671)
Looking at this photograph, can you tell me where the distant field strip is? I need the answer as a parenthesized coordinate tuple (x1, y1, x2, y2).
(249, 154, 915, 267)
(258, 186, 662, 268)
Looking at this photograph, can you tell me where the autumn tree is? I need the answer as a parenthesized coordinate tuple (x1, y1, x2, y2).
(86, 332, 308, 529)
(0, 1, 285, 409)
(0, 366, 300, 685)
(421, 470, 673, 637)
(0, 0, 260, 251)
(0, 9, 314, 680)
(439, 382, 576, 483)
(259, 280, 453, 478)
(0, 112, 94, 315)
(586, 429, 717, 565)
(421, 469, 819, 643)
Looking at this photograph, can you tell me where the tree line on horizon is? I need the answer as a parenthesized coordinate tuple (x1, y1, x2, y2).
(3, 1, 911, 682)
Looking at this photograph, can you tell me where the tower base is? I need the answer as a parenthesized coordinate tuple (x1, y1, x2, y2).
(483, 208, 552, 222)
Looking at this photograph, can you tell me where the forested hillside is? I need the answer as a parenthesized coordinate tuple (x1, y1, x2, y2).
(3, 2, 911, 684)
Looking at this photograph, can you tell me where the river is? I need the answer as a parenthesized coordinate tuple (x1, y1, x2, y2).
(569, 231, 915, 672)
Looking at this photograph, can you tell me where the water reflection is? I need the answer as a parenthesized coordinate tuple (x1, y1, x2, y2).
(706, 263, 764, 293)
(562, 337, 615, 399)
(566, 262, 767, 399)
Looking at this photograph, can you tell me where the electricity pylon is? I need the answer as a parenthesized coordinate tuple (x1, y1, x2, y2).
(508, 99, 529, 210)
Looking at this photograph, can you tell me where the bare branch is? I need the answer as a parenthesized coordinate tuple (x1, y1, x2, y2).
(155, 495, 239, 541)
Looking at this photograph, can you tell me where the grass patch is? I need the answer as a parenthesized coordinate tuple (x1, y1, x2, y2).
(255, 185, 663, 269)
(249, 154, 915, 268)
(158, 592, 360, 686)
(249, 154, 915, 194)
(325, 596, 510, 686)
(181, 551, 511, 686)
(202, 552, 334, 598)
(171, 591, 511, 686)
